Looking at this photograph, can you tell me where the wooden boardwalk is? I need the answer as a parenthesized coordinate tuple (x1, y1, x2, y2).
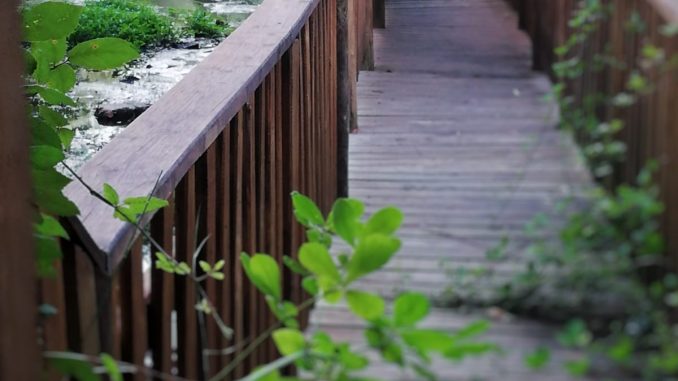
(309, 0, 594, 380)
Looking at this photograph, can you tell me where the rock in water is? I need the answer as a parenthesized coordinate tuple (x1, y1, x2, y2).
(94, 102, 150, 126)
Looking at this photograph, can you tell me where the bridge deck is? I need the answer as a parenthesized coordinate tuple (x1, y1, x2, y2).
(309, 0, 594, 379)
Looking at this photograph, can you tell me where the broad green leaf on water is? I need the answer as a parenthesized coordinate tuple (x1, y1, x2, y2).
(32, 39, 67, 66)
(607, 336, 633, 363)
(393, 292, 430, 327)
(298, 242, 341, 282)
(36, 235, 62, 278)
(39, 105, 68, 128)
(364, 206, 403, 236)
(249, 254, 282, 299)
(452, 319, 491, 341)
(102, 183, 120, 206)
(45, 65, 77, 92)
(346, 290, 385, 321)
(272, 328, 306, 356)
(35, 213, 69, 239)
(23, 2, 83, 41)
(524, 346, 551, 370)
(331, 198, 362, 246)
(100, 353, 122, 381)
(27, 85, 76, 106)
(401, 329, 454, 352)
(346, 234, 400, 282)
(556, 319, 591, 348)
(31, 145, 65, 170)
(68, 38, 139, 70)
(291, 191, 324, 227)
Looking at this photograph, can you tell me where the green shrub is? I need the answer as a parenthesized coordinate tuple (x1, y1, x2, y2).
(71, 0, 179, 49)
(181, 8, 228, 39)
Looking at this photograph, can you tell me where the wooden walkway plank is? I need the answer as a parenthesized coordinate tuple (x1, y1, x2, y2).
(309, 0, 594, 379)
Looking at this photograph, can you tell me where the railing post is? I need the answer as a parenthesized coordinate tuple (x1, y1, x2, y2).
(337, 0, 350, 197)
(373, 0, 385, 29)
(0, 2, 40, 380)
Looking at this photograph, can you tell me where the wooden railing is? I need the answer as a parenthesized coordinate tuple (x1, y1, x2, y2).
(509, 0, 678, 271)
(34, 0, 376, 379)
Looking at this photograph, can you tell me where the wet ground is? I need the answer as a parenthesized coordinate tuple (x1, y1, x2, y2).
(63, 0, 261, 169)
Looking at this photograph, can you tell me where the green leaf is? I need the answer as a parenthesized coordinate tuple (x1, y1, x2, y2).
(444, 342, 499, 360)
(283, 255, 309, 276)
(35, 214, 69, 239)
(393, 292, 430, 327)
(31, 145, 64, 170)
(452, 320, 491, 341)
(401, 329, 454, 352)
(364, 206, 403, 236)
(332, 198, 363, 246)
(27, 85, 76, 106)
(102, 183, 120, 206)
(39, 105, 68, 128)
(50, 355, 100, 381)
(68, 38, 139, 70)
(564, 358, 590, 377)
(199, 260, 211, 273)
(100, 353, 122, 381)
(46, 65, 77, 92)
(524, 346, 551, 370)
(338, 344, 369, 370)
(272, 328, 305, 356)
(33, 169, 78, 216)
(242, 254, 281, 300)
(302, 276, 319, 295)
(32, 39, 67, 66)
(291, 191, 324, 227)
(346, 290, 385, 321)
(23, 2, 83, 41)
(36, 235, 62, 278)
(298, 242, 341, 282)
(346, 234, 400, 282)
(32, 117, 63, 149)
(122, 196, 168, 214)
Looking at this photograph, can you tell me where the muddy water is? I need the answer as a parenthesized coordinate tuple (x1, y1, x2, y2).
(64, 0, 261, 170)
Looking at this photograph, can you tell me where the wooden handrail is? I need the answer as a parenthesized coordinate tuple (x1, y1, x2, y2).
(64, 0, 320, 272)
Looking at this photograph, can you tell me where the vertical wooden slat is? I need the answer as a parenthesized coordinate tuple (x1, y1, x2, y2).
(149, 198, 175, 378)
(336, 0, 351, 196)
(230, 110, 246, 379)
(40, 260, 69, 381)
(243, 96, 258, 372)
(216, 128, 233, 377)
(373, 0, 385, 28)
(195, 144, 220, 377)
(119, 240, 148, 381)
(63, 245, 101, 355)
(176, 168, 199, 379)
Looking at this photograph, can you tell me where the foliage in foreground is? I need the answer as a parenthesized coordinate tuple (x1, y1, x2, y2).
(48, 193, 497, 380)
(70, 0, 230, 49)
(440, 1, 678, 379)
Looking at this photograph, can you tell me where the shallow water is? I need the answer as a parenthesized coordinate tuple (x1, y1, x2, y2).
(63, 0, 262, 170)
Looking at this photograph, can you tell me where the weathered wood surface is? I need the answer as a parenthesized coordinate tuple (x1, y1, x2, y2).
(309, 0, 596, 379)
(64, 0, 321, 271)
(0, 0, 40, 379)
